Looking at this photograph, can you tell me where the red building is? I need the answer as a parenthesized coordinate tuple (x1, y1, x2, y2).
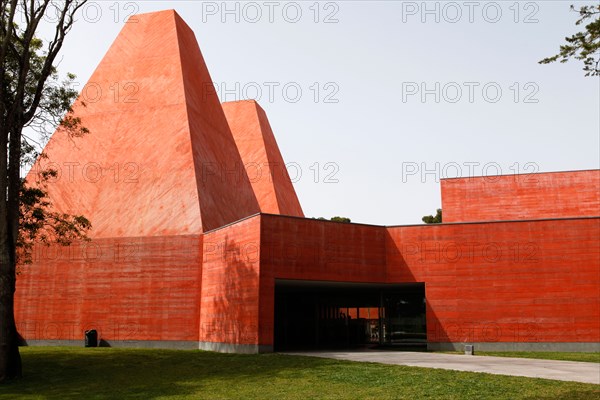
(15, 10, 600, 353)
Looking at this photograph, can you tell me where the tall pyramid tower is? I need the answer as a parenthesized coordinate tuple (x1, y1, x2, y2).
(32, 10, 302, 238)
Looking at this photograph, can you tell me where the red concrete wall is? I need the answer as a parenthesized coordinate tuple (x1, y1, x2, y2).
(199, 216, 262, 346)
(259, 215, 387, 345)
(257, 215, 599, 347)
(442, 170, 600, 222)
(260, 215, 386, 282)
(15, 214, 600, 348)
(15, 235, 202, 344)
(386, 218, 600, 344)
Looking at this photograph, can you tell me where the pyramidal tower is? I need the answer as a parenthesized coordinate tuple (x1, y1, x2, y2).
(32, 10, 302, 238)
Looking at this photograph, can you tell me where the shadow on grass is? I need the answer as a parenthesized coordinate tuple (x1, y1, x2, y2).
(0, 347, 324, 399)
(1, 347, 599, 400)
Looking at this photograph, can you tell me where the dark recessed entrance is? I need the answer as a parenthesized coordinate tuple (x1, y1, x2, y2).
(274, 280, 426, 351)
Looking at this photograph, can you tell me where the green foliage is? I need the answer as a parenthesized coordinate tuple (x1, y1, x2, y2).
(330, 216, 351, 223)
(315, 216, 352, 223)
(17, 172, 91, 267)
(540, 5, 600, 76)
(422, 209, 442, 224)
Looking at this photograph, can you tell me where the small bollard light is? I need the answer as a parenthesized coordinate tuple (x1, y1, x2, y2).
(464, 344, 474, 355)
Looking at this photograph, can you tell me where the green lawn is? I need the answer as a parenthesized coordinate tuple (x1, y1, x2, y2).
(0, 347, 598, 400)
(442, 351, 600, 363)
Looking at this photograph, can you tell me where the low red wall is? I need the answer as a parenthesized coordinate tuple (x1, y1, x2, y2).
(386, 218, 600, 344)
(15, 214, 600, 349)
(15, 235, 202, 344)
(258, 215, 599, 346)
(442, 170, 600, 222)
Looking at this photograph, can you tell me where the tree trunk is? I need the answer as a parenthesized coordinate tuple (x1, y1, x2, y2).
(0, 119, 24, 382)
(0, 0, 86, 382)
(0, 121, 21, 381)
(0, 257, 22, 382)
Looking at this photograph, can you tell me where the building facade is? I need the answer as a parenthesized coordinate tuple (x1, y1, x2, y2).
(15, 10, 600, 353)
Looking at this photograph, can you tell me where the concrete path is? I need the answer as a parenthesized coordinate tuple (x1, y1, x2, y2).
(284, 350, 600, 384)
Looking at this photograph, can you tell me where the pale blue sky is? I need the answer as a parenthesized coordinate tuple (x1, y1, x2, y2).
(37, 1, 600, 225)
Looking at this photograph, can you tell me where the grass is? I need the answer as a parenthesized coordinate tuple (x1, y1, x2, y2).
(0, 347, 598, 399)
(442, 351, 600, 363)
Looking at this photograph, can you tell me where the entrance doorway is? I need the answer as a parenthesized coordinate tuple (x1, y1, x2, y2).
(274, 280, 426, 351)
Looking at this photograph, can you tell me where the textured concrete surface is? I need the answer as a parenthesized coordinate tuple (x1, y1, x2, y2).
(385, 217, 600, 345)
(223, 100, 304, 217)
(259, 215, 600, 346)
(200, 216, 262, 347)
(442, 170, 600, 223)
(16, 214, 599, 350)
(285, 351, 600, 384)
(16, 235, 204, 343)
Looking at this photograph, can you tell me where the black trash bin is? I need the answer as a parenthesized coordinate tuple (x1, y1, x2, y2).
(85, 329, 97, 347)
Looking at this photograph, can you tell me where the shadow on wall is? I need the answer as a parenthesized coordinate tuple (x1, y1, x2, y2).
(201, 235, 260, 346)
(385, 228, 543, 349)
(386, 229, 515, 349)
(385, 229, 439, 347)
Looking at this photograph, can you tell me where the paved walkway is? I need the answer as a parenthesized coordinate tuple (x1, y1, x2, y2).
(284, 350, 600, 384)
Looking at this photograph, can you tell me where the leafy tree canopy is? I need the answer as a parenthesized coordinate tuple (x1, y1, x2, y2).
(315, 216, 352, 223)
(540, 5, 600, 76)
(422, 209, 442, 224)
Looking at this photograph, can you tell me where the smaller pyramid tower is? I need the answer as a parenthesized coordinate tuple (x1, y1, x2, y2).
(224, 100, 304, 217)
